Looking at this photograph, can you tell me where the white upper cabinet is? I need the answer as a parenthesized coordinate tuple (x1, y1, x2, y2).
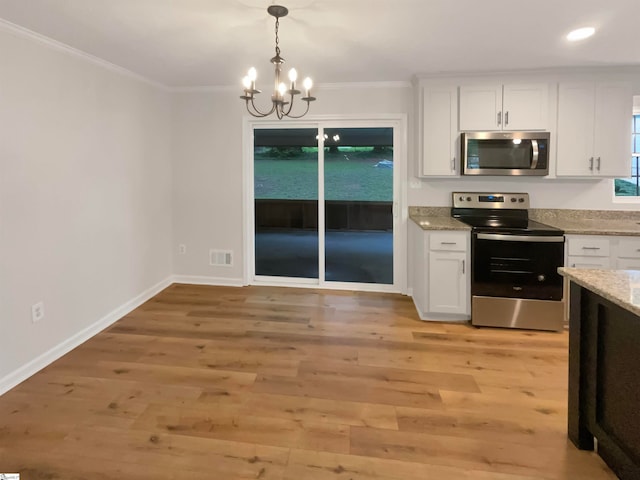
(458, 85, 502, 131)
(556, 82, 632, 177)
(459, 83, 549, 131)
(419, 85, 458, 177)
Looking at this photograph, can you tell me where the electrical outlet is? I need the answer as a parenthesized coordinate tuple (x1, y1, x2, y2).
(178, 244, 187, 255)
(31, 301, 45, 323)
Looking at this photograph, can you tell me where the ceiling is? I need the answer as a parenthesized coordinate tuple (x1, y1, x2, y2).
(1, 0, 639, 88)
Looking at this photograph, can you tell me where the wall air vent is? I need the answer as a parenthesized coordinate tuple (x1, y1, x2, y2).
(209, 249, 233, 267)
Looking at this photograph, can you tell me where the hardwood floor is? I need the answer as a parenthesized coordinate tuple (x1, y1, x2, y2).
(0, 284, 617, 479)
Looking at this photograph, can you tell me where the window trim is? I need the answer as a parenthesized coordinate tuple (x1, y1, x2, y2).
(613, 110, 640, 203)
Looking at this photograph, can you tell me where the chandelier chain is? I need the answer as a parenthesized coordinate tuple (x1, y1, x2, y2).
(274, 17, 281, 57)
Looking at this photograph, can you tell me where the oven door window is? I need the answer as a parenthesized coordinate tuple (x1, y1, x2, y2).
(472, 236, 564, 300)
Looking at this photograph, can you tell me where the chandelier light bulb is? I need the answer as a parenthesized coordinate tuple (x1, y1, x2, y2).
(303, 77, 313, 91)
(278, 83, 287, 96)
(247, 67, 257, 81)
(302, 77, 313, 97)
(288, 68, 298, 83)
(242, 76, 252, 89)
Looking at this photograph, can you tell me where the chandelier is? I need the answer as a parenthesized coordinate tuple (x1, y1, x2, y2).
(240, 5, 316, 119)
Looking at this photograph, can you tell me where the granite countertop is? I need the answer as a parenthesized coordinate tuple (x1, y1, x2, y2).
(531, 209, 640, 236)
(559, 267, 640, 317)
(408, 207, 471, 231)
(409, 206, 640, 235)
(410, 215, 471, 231)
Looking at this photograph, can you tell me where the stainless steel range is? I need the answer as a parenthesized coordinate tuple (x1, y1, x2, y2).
(452, 192, 565, 332)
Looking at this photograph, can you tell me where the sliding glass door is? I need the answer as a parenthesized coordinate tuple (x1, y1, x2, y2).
(254, 128, 319, 279)
(251, 122, 397, 289)
(323, 127, 393, 284)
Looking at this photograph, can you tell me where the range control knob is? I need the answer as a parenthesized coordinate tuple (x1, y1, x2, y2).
(518, 198, 525, 203)
(466, 196, 472, 201)
(459, 196, 465, 201)
(538, 274, 546, 282)
(510, 198, 517, 203)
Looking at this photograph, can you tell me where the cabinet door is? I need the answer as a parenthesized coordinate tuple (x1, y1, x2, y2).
(459, 85, 502, 131)
(410, 222, 428, 316)
(617, 237, 640, 259)
(556, 83, 596, 176)
(566, 256, 611, 269)
(616, 258, 640, 270)
(594, 82, 632, 177)
(566, 236, 611, 257)
(421, 86, 458, 176)
(502, 84, 548, 131)
(428, 251, 467, 314)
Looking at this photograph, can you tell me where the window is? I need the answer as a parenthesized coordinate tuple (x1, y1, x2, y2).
(614, 114, 640, 197)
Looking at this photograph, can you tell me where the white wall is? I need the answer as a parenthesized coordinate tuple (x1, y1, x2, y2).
(171, 84, 413, 282)
(0, 26, 173, 387)
(408, 176, 625, 210)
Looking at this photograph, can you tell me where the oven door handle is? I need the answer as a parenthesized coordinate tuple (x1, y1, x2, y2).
(476, 233, 565, 243)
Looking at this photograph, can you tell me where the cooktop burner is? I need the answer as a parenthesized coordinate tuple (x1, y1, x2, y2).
(458, 217, 563, 235)
(451, 192, 564, 236)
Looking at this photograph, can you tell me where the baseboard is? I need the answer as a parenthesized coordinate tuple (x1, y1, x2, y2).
(411, 296, 470, 323)
(0, 276, 173, 396)
(172, 275, 244, 287)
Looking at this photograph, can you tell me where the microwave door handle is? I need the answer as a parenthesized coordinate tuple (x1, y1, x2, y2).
(530, 139, 539, 169)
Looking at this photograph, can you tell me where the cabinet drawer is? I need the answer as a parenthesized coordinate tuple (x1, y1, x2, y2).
(567, 256, 611, 269)
(429, 232, 466, 251)
(617, 238, 640, 259)
(567, 237, 610, 257)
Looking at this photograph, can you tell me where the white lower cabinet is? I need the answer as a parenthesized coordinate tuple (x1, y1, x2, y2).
(565, 235, 640, 270)
(617, 258, 640, 270)
(564, 234, 640, 322)
(566, 235, 611, 268)
(410, 223, 470, 321)
(428, 251, 467, 314)
(616, 237, 640, 269)
(566, 256, 611, 269)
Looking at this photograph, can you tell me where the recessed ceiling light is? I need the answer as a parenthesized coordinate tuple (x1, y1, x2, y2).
(567, 27, 595, 42)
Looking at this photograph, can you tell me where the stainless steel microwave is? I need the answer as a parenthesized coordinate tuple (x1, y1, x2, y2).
(461, 131, 550, 176)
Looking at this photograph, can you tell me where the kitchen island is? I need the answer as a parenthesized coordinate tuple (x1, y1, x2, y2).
(559, 268, 640, 480)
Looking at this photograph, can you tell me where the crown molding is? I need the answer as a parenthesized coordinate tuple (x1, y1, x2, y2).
(171, 85, 237, 93)
(317, 81, 412, 90)
(0, 18, 169, 91)
(413, 65, 640, 81)
(171, 80, 412, 93)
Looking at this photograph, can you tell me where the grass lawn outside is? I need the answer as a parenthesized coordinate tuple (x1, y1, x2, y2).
(254, 149, 393, 202)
